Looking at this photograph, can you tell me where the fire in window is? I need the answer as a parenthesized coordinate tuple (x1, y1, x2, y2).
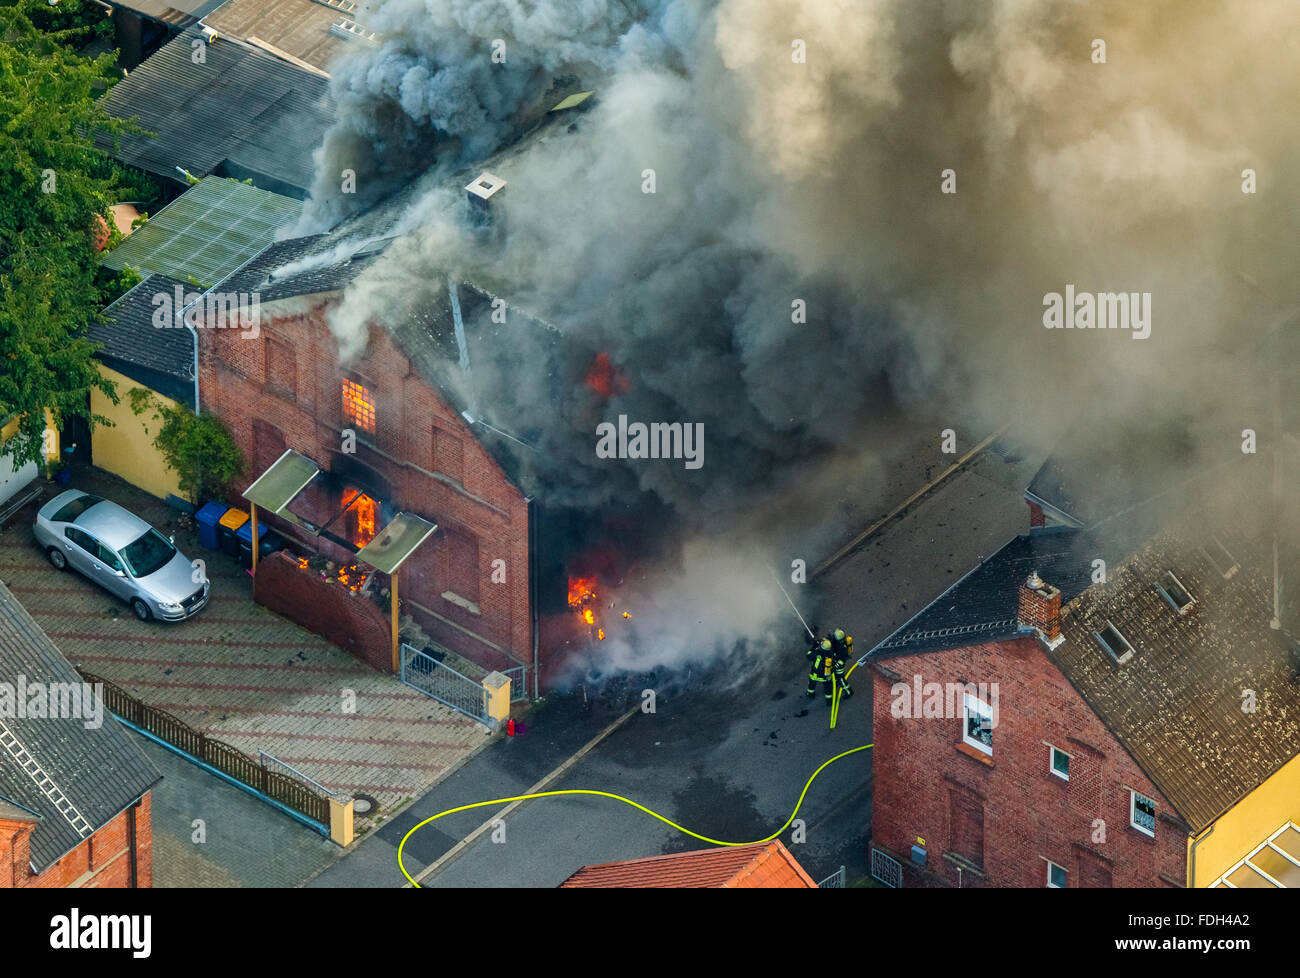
(341, 488, 379, 548)
(342, 378, 376, 434)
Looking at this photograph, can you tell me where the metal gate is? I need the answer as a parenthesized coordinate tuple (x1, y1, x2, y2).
(817, 866, 846, 889)
(400, 644, 489, 724)
(871, 848, 902, 888)
(502, 664, 529, 703)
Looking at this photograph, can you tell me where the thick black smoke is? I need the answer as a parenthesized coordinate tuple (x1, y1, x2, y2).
(299, 0, 1300, 674)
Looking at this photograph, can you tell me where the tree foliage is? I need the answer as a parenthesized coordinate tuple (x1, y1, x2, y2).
(130, 391, 245, 505)
(0, 0, 156, 467)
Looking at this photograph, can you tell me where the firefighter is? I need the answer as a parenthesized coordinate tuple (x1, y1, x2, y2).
(805, 637, 835, 704)
(828, 627, 854, 659)
(829, 628, 854, 699)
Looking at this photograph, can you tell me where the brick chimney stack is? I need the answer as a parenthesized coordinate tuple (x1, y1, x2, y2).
(1019, 570, 1064, 648)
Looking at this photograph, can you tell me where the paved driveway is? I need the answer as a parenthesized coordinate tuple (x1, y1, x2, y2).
(0, 468, 488, 817)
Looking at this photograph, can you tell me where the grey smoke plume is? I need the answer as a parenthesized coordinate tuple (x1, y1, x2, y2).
(301, 0, 1300, 674)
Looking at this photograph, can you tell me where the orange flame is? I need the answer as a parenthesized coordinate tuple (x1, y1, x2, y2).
(584, 353, 628, 398)
(342, 488, 378, 548)
(568, 576, 597, 607)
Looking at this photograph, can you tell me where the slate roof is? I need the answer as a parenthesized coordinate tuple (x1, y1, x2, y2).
(101, 176, 302, 287)
(869, 528, 1111, 657)
(95, 27, 334, 198)
(559, 842, 817, 888)
(218, 234, 384, 304)
(89, 274, 196, 404)
(0, 581, 161, 873)
(1049, 525, 1300, 832)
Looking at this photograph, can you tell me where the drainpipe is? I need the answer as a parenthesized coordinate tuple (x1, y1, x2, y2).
(528, 495, 540, 700)
(1189, 824, 1213, 888)
(126, 797, 140, 888)
(189, 320, 200, 413)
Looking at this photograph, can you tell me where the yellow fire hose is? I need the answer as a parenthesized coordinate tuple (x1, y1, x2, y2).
(399, 740, 874, 887)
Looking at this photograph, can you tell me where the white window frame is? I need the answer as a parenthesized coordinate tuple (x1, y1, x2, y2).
(1049, 745, 1070, 780)
(962, 693, 993, 756)
(1046, 859, 1067, 888)
(1130, 790, 1156, 837)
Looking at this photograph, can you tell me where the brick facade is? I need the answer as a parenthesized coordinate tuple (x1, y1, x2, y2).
(0, 794, 152, 888)
(197, 305, 533, 677)
(871, 637, 1187, 888)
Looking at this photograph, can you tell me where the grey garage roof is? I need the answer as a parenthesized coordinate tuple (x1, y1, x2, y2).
(95, 27, 334, 198)
(0, 581, 161, 873)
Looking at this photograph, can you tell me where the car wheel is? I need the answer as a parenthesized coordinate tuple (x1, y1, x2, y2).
(130, 598, 153, 622)
(47, 547, 68, 571)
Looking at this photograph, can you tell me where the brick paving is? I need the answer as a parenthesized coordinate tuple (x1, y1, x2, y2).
(0, 468, 490, 816)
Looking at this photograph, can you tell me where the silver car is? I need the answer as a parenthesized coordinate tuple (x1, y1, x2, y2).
(34, 490, 210, 622)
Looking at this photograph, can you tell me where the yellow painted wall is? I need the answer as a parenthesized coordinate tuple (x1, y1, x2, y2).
(1190, 752, 1300, 886)
(90, 365, 184, 501)
(2, 410, 59, 460)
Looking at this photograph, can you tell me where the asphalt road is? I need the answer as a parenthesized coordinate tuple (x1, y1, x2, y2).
(312, 425, 1049, 887)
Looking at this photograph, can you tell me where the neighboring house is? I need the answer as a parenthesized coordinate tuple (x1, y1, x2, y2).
(88, 178, 304, 503)
(87, 275, 196, 502)
(0, 582, 161, 888)
(94, 26, 334, 199)
(560, 842, 818, 888)
(866, 477, 1300, 887)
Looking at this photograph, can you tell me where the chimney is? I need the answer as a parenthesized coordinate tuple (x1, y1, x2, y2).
(1018, 570, 1064, 648)
(465, 171, 506, 227)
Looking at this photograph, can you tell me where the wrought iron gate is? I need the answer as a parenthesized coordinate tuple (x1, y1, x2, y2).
(871, 848, 902, 888)
(400, 644, 489, 724)
(502, 664, 529, 703)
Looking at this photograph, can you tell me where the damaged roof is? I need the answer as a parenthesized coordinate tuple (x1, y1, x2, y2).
(0, 581, 162, 873)
(560, 842, 817, 888)
(94, 27, 334, 198)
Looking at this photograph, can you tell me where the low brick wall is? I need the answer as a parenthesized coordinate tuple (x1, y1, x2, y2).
(253, 551, 392, 673)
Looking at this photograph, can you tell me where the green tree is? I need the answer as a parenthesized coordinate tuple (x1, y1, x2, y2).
(130, 390, 245, 505)
(0, 0, 153, 468)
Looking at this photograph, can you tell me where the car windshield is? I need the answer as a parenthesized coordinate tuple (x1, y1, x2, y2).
(52, 494, 103, 523)
(120, 528, 176, 578)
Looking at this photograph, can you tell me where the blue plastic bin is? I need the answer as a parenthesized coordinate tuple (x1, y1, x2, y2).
(195, 501, 228, 552)
(235, 520, 283, 568)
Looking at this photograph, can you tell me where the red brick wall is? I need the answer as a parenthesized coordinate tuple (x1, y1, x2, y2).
(0, 794, 152, 888)
(254, 550, 393, 672)
(1027, 500, 1046, 528)
(198, 304, 534, 677)
(871, 638, 1187, 888)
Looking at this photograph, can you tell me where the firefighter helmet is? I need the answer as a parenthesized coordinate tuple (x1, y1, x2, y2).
(820, 638, 832, 652)
(833, 628, 846, 642)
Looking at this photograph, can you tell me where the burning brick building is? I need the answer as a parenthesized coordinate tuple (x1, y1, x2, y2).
(194, 201, 549, 686)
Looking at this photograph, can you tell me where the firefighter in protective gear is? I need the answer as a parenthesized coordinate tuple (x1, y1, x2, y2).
(829, 628, 854, 699)
(829, 628, 854, 659)
(806, 637, 838, 705)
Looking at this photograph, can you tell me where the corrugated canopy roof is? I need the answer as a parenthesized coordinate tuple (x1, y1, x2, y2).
(355, 513, 439, 574)
(101, 177, 302, 287)
(243, 449, 321, 515)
